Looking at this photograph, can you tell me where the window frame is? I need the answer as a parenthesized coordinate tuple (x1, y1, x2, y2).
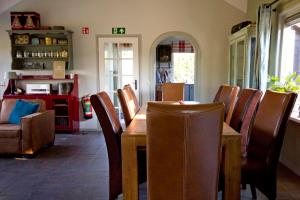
(276, 5, 300, 123)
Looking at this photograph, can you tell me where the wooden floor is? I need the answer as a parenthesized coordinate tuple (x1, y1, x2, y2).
(0, 132, 299, 200)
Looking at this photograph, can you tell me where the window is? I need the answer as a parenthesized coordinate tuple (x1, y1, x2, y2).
(172, 53, 195, 84)
(279, 16, 300, 119)
(280, 24, 300, 79)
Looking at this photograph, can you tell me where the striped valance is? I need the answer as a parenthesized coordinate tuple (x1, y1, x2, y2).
(172, 40, 194, 53)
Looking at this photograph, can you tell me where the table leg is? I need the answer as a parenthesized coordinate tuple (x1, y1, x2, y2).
(122, 136, 139, 200)
(222, 136, 241, 200)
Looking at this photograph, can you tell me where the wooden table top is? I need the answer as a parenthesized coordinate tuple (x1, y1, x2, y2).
(123, 106, 239, 138)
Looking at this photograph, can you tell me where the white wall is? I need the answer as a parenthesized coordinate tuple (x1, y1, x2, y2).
(0, 0, 245, 130)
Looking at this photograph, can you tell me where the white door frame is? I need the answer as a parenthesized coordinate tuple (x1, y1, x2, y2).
(149, 31, 201, 101)
(96, 34, 141, 101)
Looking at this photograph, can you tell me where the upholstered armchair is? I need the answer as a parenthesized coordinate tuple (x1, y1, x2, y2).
(0, 98, 55, 157)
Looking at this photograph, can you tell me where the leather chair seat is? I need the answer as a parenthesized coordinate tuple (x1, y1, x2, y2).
(147, 102, 224, 200)
(241, 157, 266, 176)
(0, 124, 21, 138)
(240, 90, 297, 199)
(91, 91, 146, 200)
(213, 85, 239, 123)
(117, 84, 140, 127)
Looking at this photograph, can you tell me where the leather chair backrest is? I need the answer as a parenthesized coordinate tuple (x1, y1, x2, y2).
(213, 84, 239, 124)
(147, 102, 224, 200)
(161, 83, 185, 101)
(117, 84, 140, 127)
(90, 92, 123, 198)
(91, 92, 122, 165)
(124, 84, 139, 110)
(0, 98, 46, 124)
(230, 88, 263, 154)
(246, 90, 297, 169)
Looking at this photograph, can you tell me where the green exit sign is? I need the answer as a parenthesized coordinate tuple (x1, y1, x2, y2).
(112, 27, 126, 34)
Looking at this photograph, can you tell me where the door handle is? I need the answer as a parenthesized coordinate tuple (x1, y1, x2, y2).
(134, 80, 137, 90)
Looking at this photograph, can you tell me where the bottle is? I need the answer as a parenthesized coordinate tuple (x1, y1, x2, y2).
(16, 50, 22, 58)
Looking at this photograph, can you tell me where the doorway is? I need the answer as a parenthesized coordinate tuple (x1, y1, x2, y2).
(98, 36, 139, 117)
(150, 33, 199, 101)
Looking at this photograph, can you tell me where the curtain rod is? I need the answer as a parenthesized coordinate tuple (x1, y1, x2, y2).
(266, 0, 279, 8)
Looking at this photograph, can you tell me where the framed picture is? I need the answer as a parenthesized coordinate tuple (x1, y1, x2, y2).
(53, 61, 66, 79)
(14, 34, 30, 45)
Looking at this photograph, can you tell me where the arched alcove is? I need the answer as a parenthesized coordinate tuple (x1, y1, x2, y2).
(149, 31, 201, 101)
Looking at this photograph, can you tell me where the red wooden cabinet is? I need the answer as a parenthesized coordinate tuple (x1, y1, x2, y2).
(3, 74, 79, 133)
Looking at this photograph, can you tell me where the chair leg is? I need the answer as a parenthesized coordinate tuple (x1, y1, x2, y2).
(242, 183, 246, 190)
(250, 184, 257, 199)
(47, 141, 55, 147)
(16, 154, 35, 159)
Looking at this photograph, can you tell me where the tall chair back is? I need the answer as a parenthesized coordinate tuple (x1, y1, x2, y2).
(161, 83, 185, 101)
(213, 85, 239, 123)
(230, 88, 263, 154)
(147, 102, 224, 200)
(90, 92, 123, 200)
(242, 90, 297, 199)
(117, 84, 140, 127)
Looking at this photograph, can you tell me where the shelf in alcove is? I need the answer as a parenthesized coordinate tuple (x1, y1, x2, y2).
(13, 44, 68, 47)
(13, 57, 68, 60)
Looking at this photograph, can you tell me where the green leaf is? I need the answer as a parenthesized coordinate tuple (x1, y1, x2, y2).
(285, 72, 296, 82)
(268, 75, 279, 83)
(295, 74, 300, 83)
(268, 73, 300, 92)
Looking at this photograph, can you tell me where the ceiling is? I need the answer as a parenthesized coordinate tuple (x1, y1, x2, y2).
(0, 0, 249, 15)
(224, 0, 248, 13)
(0, 0, 23, 14)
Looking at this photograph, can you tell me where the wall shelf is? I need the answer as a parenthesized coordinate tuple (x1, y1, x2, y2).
(7, 29, 73, 70)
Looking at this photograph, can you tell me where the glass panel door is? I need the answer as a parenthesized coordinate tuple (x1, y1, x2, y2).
(98, 37, 139, 117)
(229, 44, 236, 85)
(236, 40, 245, 88)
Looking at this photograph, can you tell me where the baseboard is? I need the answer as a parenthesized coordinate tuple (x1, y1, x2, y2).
(280, 158, 300, 176)
(79, 128, 100, 132)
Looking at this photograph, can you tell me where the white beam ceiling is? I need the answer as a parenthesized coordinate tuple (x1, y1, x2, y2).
(224, 0, 248, 13)
(0, 0, 23, 14)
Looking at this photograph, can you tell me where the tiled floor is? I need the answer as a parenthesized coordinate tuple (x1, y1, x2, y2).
(0, 132, 299, 200)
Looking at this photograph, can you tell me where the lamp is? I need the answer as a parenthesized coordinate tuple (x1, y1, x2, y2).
(4, 71, 17, 95)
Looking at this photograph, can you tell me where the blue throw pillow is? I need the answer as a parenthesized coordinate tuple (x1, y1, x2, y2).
(8, 99, 39, 125)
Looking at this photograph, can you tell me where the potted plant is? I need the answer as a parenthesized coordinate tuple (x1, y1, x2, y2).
(268, 72, 300, 117)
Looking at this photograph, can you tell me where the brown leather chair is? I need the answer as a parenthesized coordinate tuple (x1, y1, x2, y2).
(161, 82, 185, 101)
(0, 98, 55, 157)
(147, 102, 224, 200)
(213, 84, 239, 124)
(90, 92, 146, 200)
(242, 90, 297, 200)
(117, 84, 140, 127)
(229, 88, 263, 154)
(125, 84, 139, 110)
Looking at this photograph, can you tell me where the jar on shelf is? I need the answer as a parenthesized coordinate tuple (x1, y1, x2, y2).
(45, 37, 52, 45)
(23, 50, 29, 58)
(16, 50, 22, 58)
(61, 50, 68, 58)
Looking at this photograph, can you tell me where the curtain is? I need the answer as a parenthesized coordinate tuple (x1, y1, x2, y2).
(172, 40, 194, 53)
(254, 4, 272, 90)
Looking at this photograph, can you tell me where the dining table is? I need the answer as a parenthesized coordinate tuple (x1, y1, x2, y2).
(121, 104, 241, 200)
